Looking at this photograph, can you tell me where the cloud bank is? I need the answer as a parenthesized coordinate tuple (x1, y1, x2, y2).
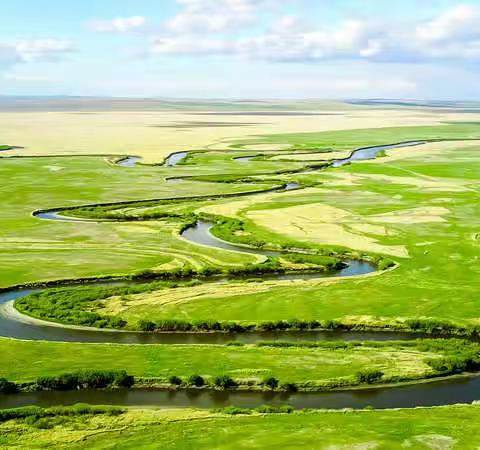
(141, 3, 480, 63)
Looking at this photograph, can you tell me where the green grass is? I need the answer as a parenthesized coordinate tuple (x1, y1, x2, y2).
(0, 156, 279, 287)
(235, 122, 480, 150)
(5, 123, 480, 328)
(82, 136, 480, 328)
(0, 337, 470, 387)
(3, 121, 480, 422)
(3, 405, 480, 449)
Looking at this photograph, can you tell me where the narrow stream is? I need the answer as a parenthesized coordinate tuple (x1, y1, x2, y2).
(331, 141, 426, 167)
(116, 156, 142, 167)
(165, 151, 188, 166)
(10, 140, 431, 346)
(234, 155, 255, 162)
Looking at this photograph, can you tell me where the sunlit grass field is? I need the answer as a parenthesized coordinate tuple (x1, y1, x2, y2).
(3, 405, 480, 449)
(2, 102, 480, 446)
(0, 337, 455, 385)
(10, 123, 476, 328)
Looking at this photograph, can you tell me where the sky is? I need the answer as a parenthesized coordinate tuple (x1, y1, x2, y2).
(1, 0, 480, 99)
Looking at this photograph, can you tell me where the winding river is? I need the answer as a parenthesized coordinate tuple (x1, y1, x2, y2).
(116, 151, 188, 168)
(0, 220, 379, 345)
(2, 375, 480, 409)
(4, 139, 472, 410)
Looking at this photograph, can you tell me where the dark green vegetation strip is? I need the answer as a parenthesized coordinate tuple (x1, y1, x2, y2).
(0, 403, 123, 422)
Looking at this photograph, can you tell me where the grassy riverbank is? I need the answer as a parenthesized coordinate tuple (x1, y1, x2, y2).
(0, 337, 477, 390)
(3, 404, 480, 448)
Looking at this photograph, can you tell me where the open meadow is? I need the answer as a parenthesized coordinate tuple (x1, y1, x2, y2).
(1, 99, 480, 447)
(4, 405, 480, 449)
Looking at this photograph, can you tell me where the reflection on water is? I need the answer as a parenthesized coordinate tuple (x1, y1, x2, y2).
(116, 156, 142, 167)
(1, 376, 479, 410)
(165, 151, 188, 166)
(332, 141, 426, 167)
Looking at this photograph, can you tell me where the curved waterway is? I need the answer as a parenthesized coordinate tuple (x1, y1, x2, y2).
(3, 139, 466, 410)
(166, 151, 188, 166)
(0, 220, 379, 344)
(116, 152, 188, 168)
(9, 140, 436, 345)
(331, 141, 426, 167)
(0, 287, 417, 344)
(116, 156, 142, 167)
(1, 376, 480, 410)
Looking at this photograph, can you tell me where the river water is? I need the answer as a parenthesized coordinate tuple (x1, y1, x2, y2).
(1, 376, 480, 410)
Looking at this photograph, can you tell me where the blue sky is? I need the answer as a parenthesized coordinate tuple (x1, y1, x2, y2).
(1, 0, 480, 99)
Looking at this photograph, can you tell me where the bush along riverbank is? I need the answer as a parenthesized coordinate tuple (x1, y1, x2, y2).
(15, 279, 480, 339)
(199, 213, 394, 270)
(1, 341, 479, 395)
(12, 253, 363, 330)
(0, 370, 134, 394)
(36, 193, 394, 273)
(0, 404, 125, 429)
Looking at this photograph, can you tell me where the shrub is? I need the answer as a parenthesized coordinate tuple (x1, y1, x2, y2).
(169, 375, 182, 385)
(280, 382, 298, 392)
(263, 376, 279, 390)
(355, 370, 384, 384)
(138, 320, 156, 332)
(188, 374, 205, 387)
(35, 370, 133, 391)
(0, 378, 18, 394)
(214, 375, 237, 389)
(217, 406, 251, 415)
(28, 417, 54, 429)
(404, 318, 463, 335)
(323, 320, 342, 330)
(0, 404, 124, 424)
(156, 319, 193, 331)
(427, 355, 480, 374)
(114, 371, 135, 388)
(255, 405, 294, 414)
(37, 373, 77, 391)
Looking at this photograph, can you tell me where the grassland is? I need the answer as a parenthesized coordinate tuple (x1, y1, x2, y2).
(0, 156, 279, 287)
(0, 337, 464, 388)
(30, 126, 480, 331)
(2, 101, 479, 162)
(2, 102, 480, 446)
(3, 404, 480, 449)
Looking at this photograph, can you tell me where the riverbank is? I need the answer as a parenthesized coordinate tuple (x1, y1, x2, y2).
(3, 403, 480, 448)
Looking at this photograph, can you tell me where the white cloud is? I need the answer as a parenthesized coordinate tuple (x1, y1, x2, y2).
(146, 3, 480, 64)
(89, 16, 146, 33)
(415, 4, 480, 44)
(166, 0, 279, 33)
(150, 35, 234, 55)
(0, 39, 75, 76)
(14, 39, 75, 62)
